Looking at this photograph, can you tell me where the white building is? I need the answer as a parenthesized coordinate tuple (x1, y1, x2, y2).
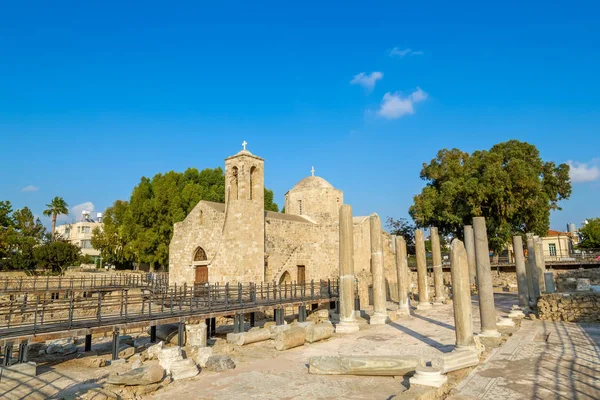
(55, 211, 104, 264)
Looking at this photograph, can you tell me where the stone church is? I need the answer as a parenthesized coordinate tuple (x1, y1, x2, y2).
(169, 145, 399, 303)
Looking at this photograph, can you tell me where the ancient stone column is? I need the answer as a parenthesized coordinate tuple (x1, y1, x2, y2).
(415, 229, 431, 310)
(512, 235, 530, 310)
(464, 225, 477, 286)
(395, 236, 410, 317)
(336, 204, 360, 333)
(526, 235, 540, 305)
(534, 237, 546, 293)
(369, 214, 388, 324)
(472, 217, 500, 337)
(449, 239, 475, 349)
(430, 227, 445, 304)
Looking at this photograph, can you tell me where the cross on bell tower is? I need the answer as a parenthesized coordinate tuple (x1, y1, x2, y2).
(311, 166, 315, 177)
(242, 141, 248, 151)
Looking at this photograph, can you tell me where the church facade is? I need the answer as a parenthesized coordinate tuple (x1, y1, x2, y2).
(169, 146, 400, 303)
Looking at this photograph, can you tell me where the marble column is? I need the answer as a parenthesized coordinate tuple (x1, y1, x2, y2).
(512, 235, 530, 311)
(430, 227, 445, 304)
(526, 234, 540, 306)
(336, 204, 360, 333)
(395, 236, 410, 317)
(535, 237, 546, 293)
(464, 225, 477, 286)
(472, 217, 500, 338)
(450, 239, 475, 349)
(415, 229, 431, 310)
(369, 214, 388, 325)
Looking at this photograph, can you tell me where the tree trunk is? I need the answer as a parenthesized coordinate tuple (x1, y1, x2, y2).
(51, 213, 57, 239)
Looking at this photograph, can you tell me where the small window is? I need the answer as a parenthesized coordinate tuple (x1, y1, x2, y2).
(298, 200, 303, 215)
(549, 243, 557, 256)
(199, 210, 203, 225)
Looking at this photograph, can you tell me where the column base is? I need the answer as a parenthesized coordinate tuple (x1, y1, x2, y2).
(432, 348, 479, 374)
(335, 321, 360, 334)
(395, 308, 411, 318)
(409, 366, 448, 388)
(369, 313, 388, 325)
(416, 302, 432, 310)
(478, 329, 501, 338)
(497, 317, 515, 327)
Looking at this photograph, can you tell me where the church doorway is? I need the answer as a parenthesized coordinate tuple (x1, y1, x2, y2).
(195, 266, 208, 284)
(192, 246, 209, 284)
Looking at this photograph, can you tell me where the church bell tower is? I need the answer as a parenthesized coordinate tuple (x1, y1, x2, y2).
(221, 142, 265, 282)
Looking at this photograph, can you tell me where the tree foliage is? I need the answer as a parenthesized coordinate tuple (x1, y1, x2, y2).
(579, 218, 600, 249)
(43, 196, 69, 238)
(92, 167, 280, 269)
(386, 217, 416, 253)
(33, 240, 82, 275)
(0, 202, 48, 271)
(409, 140, 572, 253)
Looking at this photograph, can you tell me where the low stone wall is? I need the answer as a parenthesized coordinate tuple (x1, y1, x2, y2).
(555, 268, 600, 291)
(538, 292, 600, 322)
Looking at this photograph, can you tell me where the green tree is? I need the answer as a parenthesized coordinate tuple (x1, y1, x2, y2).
(43, 197, 69, 238)
(409, 140, 571, 254)
(579, 218, 600, 249)
(0, 204, 47, 271)
(34, 240, 81, 275)
(386, 217, 416, 253)
(93, 167, 279, 270)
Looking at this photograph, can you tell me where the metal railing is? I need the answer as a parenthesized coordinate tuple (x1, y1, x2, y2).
(0, 279, 338, 340)
(0, 273, 169, 294)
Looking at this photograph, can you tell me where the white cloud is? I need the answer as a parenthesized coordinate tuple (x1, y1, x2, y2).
(567, 160, 600, 183)
(57, 201, 95, 222)
(21, 185, 39, 192)
(350, 71, 384, 91)
(389, 47, 424, 57)
(376, 87, 428, 119)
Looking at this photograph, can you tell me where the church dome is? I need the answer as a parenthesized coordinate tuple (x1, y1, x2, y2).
(291, 176, 334, 191)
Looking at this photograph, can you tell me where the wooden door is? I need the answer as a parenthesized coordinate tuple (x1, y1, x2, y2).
(297, 265, 306, 284)
(195, 265, 208, 284)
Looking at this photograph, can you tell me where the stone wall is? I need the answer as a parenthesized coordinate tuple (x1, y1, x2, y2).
(538, 293, 600, 322)
(555, 268, 600, 291)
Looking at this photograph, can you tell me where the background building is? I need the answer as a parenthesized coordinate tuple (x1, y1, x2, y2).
(55, 211, 104, 265)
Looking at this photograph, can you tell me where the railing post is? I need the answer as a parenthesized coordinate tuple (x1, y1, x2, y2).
(150, 325, 157, 343)
(85, 334, 92, 352)
(178, 321, 185, 346)
(225, 283, 230, 308)
(3, 343, 13, 366)
(310, 280, 315, 299)
(97, 292, 102, 323)
(238, 283, 243, 306)
(68, 290, 74, 329)
(111, 329, 120, 361)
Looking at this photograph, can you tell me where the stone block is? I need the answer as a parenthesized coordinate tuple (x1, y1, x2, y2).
(205, 355, 236, 372)
(274, 327, 306, 351)
(147, 341, 164, 360)
(268, 324, 291, 339)
(309, 355, 420, 376)
(185, 323, 207, 347)
(335, 321, 360, 334)
(432, 349, 479, 373)
(170, 359, 199, 380)
(107, 364, 164, 386)
(118, 345, 135, 359)
(158, 347, 183, 374)
(305, 322, 334, 343)
(227, 328, 271, 346)
(577, 279, 591, 291)
(195, 347, 213, 368)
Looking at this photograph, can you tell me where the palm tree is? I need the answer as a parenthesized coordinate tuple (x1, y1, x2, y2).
(43, 197, 69, 239)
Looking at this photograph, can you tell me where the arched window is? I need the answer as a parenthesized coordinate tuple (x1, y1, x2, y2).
(193, 247, 207, 262)
(230, 167, 239, 200)
(250, 166, 257, 200)
(279, 271, 292, 284)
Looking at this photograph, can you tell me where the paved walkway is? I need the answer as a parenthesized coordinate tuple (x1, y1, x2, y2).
(452, 319, 600, 399)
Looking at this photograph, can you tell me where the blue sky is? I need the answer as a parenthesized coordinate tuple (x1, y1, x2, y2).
(1, 0, 599, 231)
